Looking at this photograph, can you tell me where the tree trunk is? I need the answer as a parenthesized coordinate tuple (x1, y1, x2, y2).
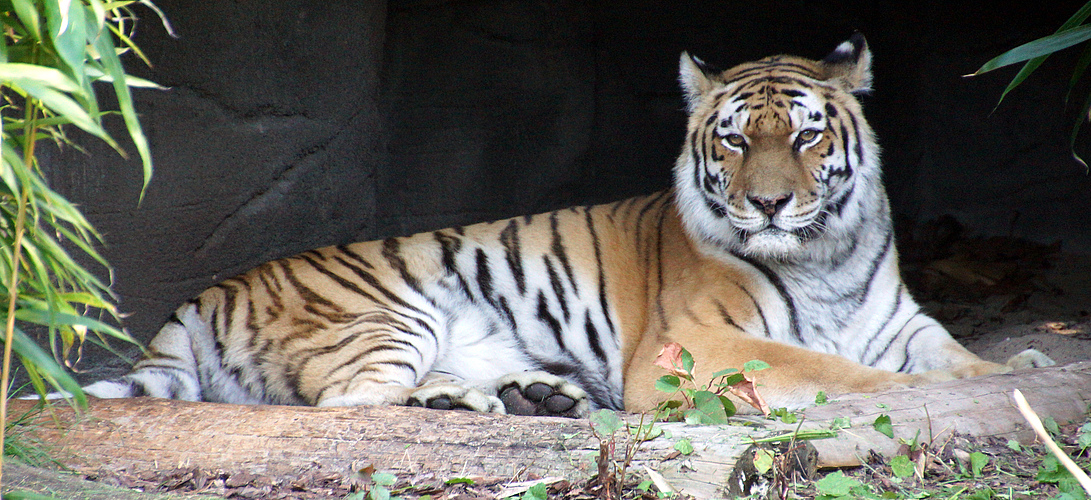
(8, 361, 1091, 499)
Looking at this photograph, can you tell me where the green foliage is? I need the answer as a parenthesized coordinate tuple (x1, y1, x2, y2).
(753, 448, 774, 475)
(0, 0, 164, 490)
(672, 437, 693, 455)
(1006, 439, 1023, 453)
(651, 346, 771, 424)
(1044, 416, 1062, 436)
(590, 408, 624, 437)
(969, 451, 989, 478)
(0, 0, 165, 411)
(815, 471, 872, 500)
(769, 406, 798, 424)
(873, 414, 894, 439)
(1037, 455, 1089, 500)
(519, 483, 547, 500)
(1079, 423, 1091, 452)
(829, 416, 851, 430)
(889, 454, 915, 480)
(969, 1, 1091, 169)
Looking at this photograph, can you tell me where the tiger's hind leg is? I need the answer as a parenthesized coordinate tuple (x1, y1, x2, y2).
(404, 374, 505, 413)
(406, 372, 589, 417)
(304, 322, 504, 413)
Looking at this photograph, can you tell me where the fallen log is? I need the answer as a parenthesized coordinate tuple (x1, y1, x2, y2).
(7, 361, 1091, 499)
(779, 360, 1091, 468)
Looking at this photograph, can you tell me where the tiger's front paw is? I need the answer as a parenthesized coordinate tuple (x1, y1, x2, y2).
(496, 371, 589, 418)
(406, 384, 505, 414)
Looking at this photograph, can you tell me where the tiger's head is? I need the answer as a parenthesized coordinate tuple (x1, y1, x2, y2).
(674, 35, 885, 262)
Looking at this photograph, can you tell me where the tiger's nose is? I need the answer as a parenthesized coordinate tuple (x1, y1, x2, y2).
(747, 193, 793, 216)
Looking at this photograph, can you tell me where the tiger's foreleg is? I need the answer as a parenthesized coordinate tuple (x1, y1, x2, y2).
(623, 334, 929, 413)
(897, 314, 1055, 378)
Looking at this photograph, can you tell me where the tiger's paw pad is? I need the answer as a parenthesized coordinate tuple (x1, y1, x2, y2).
(496, 371, 589, 418)
(1006, 348, 1056, 370)
(406, 384, 505, 414)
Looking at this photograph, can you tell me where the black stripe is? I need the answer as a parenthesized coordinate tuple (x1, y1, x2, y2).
(434, 231, 473, 299)
(713, 300, 747, 334)
(863, 287, 903, 366)
(839, 122, 853, 178)
(549, 211, 579, 296)
(499, 220, 527, 296)
(813, 229, 893, 307)
(723, 64, 821, 86)
(652, 204, 670, 332)
(585, 208, 617, 336)
(475, 248, 494, 300)
(896, 322, 935, 373)
(336, 249, 427, 314)
(824, 102, 838, 118)
(849, 112, 864, 170)
(544, 255, 570, 322)
(330, 253, 436, 337)
(536, 290, 566, 351)
(732, 253, 801, 341)
(381, 238, 424, 294)
(497, 295, 518, 332)
(584, 314, 608, 362)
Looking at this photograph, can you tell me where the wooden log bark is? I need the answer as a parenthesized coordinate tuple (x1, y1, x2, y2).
(8, 361, 1091, 500)
(772, 360, 1091, 467)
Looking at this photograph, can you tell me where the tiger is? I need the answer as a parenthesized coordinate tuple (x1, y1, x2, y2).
(72, 34, 1052, 417)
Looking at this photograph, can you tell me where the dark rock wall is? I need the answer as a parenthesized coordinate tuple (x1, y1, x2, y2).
(43, 0, 1090, 372)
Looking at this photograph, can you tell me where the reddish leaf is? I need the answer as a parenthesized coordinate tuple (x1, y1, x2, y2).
(725, 372, 770, 416)
(653, 342, 687, 377)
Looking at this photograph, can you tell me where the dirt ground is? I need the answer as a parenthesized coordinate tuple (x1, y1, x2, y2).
(7, 230, 1091, 500)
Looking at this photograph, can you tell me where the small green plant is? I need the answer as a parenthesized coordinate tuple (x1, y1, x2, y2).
(588, 409, 632, 499)
(872, 414, 894, 439)
(969, 451, 989, 478)
(345, 468, 400, 500)
(652, 343, 769, 424)
(814, 470, 873, 500)
(518, 482, 547, 500)
(1079, 423, 1091, 453)
(889, 454, 915, 480)
(1037, 454, 1089, 500)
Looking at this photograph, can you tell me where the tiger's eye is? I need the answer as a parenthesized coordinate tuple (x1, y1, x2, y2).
(798, 129, 818, 142)
(724, 133, 746, 148)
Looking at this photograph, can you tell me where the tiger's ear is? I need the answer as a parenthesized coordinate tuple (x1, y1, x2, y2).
(820, 33, 873, 95)
(679, 52, 719, 113)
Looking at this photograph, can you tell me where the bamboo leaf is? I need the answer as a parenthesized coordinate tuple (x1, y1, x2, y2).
(1062, 1, 1091, 32)
(0, 63, 84, 94)
(6, 324, 87, 408)
(92, 24, 154, 196)
(45, 0, 89, 87)
(15, 308, 123, 338)
(0, 141, 23, 195)
(10, 0, 41, 42)
(84, 64, 164, 88)
(971, 25, 1091, 76)
(993, 57, 1048, 109)
(14, 78, 116, 148)
(86, 0, 107, 33)
(1070, 88, 1091, 171)
(1067, 43, 1091, 104)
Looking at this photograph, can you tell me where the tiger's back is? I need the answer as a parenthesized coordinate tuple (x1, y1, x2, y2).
(75, 35, 1053, 416)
